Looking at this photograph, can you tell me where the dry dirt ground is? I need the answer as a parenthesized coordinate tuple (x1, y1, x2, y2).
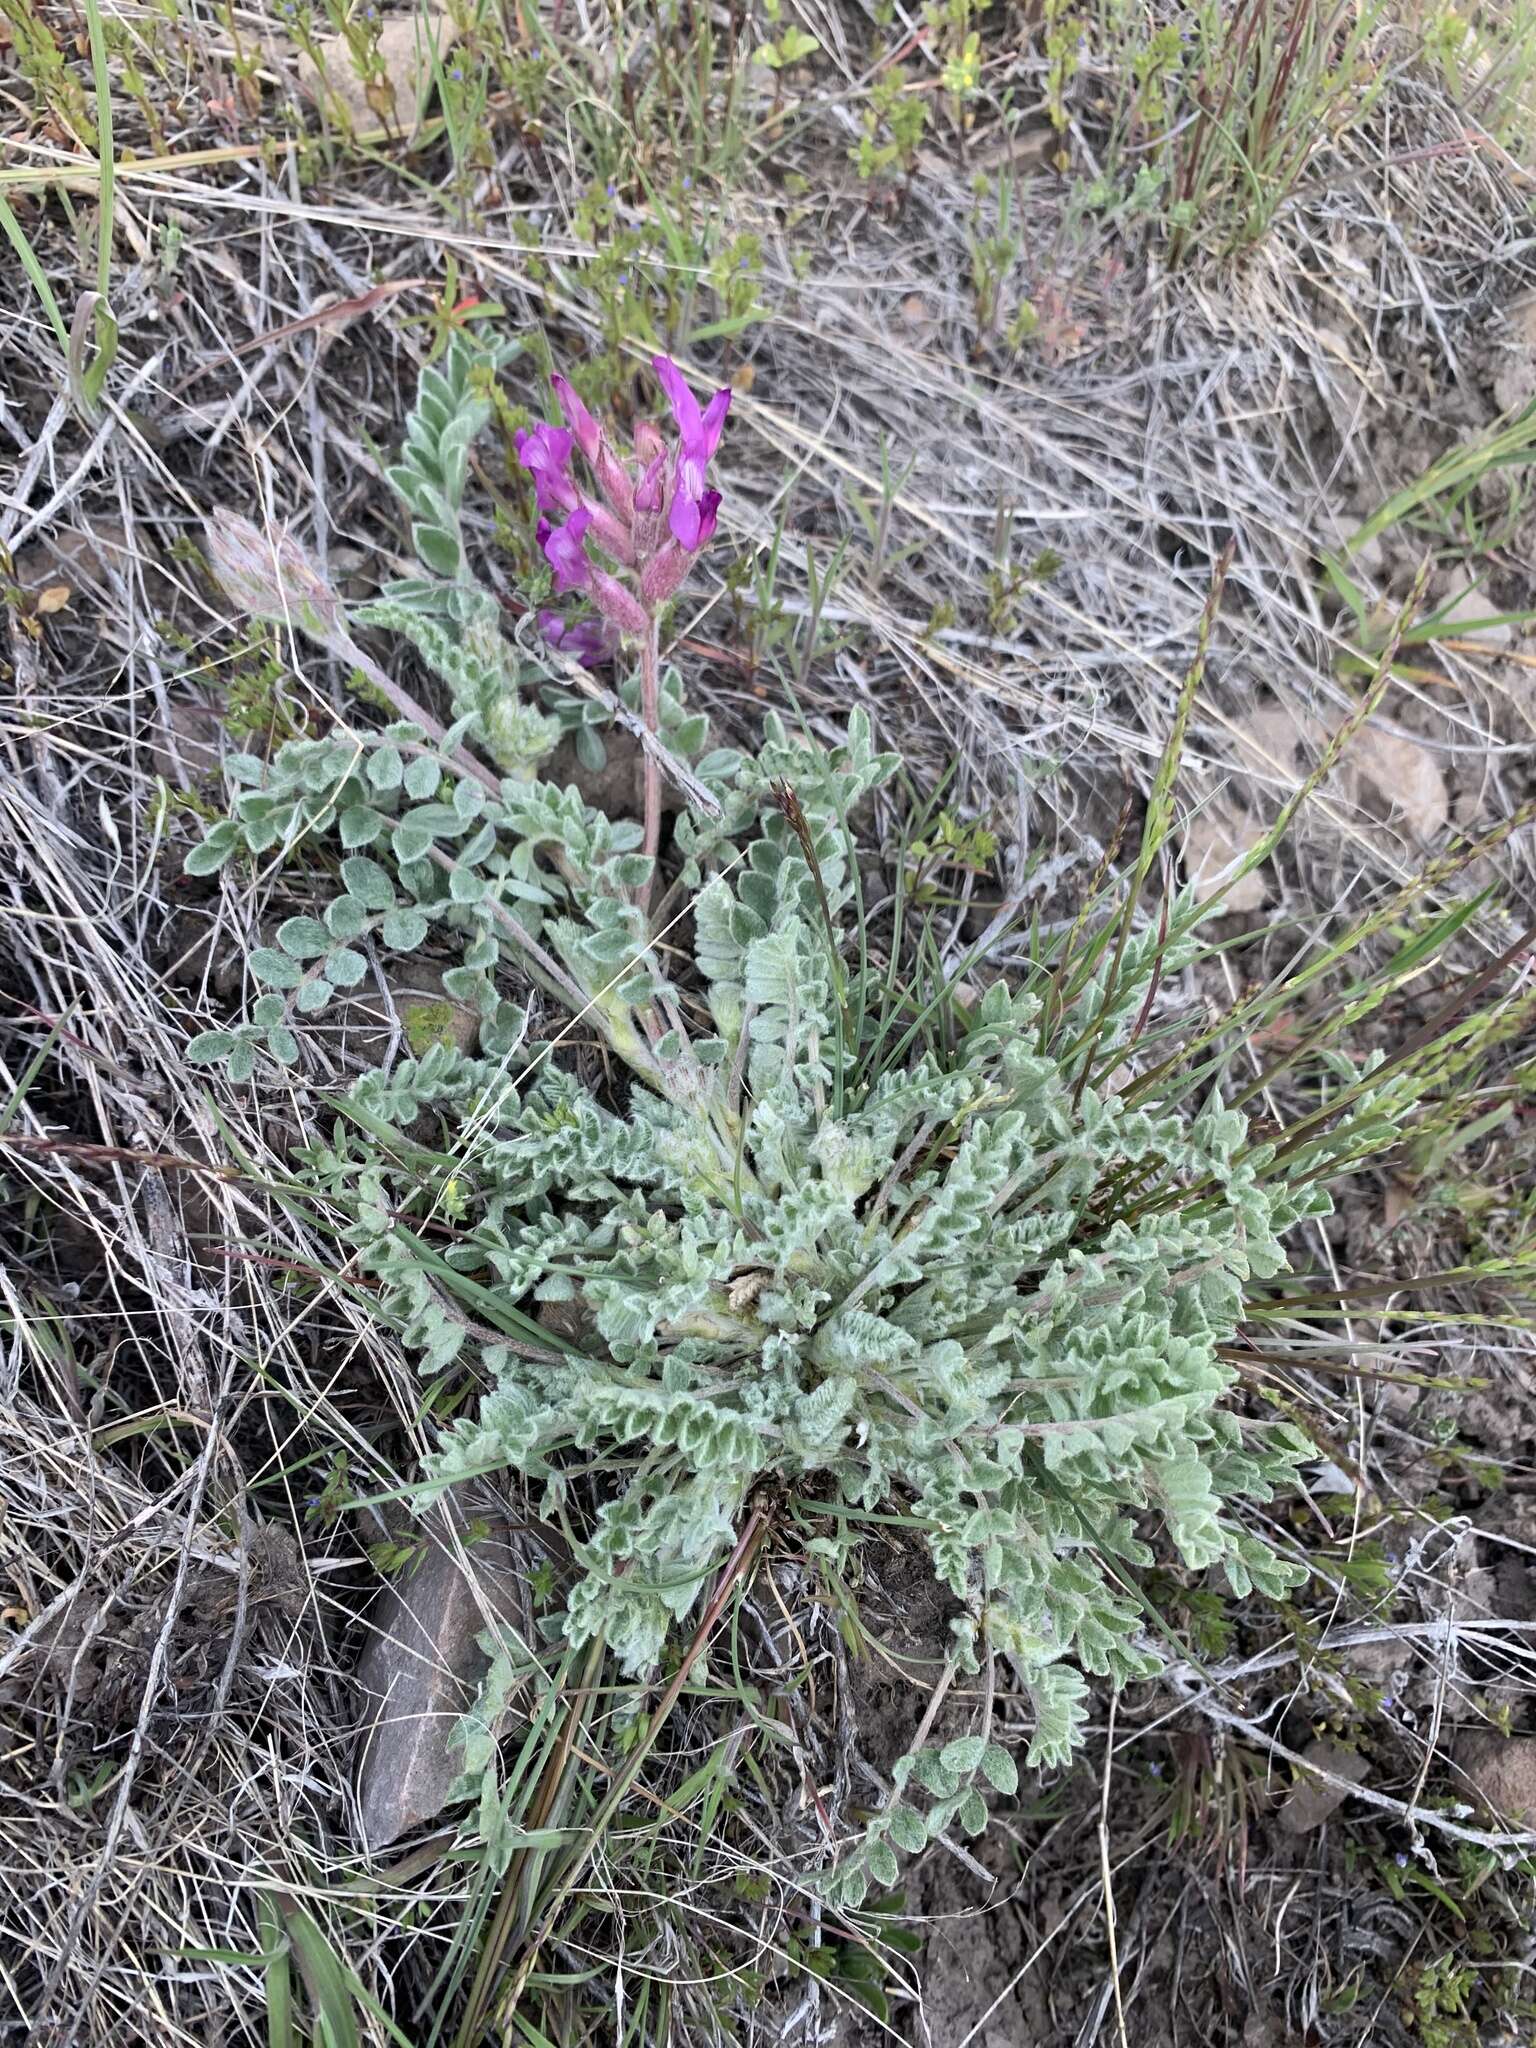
(5, 13, 1536, 2046)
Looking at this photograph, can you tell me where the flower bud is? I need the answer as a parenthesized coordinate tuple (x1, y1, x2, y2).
(634, 451, 666, 513)
(640, 543, 690, 608)
(583, 500, 636, 567)
(589, 571, 650, 637)
(595, 444, 636, 524)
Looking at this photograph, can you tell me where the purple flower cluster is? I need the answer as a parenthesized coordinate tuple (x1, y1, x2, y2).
(516, 355, 730, 661)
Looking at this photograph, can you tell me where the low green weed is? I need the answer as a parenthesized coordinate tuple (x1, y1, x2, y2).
(1063, 0, 1387, 261)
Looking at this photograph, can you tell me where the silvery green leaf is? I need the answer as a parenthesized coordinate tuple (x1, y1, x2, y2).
(449, 868, 485, 906)
(251, 995, 286, 1029)
(980, 1743, 1018, 1795)
(267, 1025, 300, 1065)
(185, 824, 237, 876)
(393, 823, 434, 864)
(938, 1735, 986, 1775)
(413, 523, 462, 578)
(186, 1030, 234, 1064)
(277, 916, 331, 959)
(886, 1805, 928, 1854)
(295, 978, 333, 1014)
(326, 896, 369, 940)
(325, 947, 367, 988)
(404, 755, 441, 801)
(418, 366, 455, 416)
(459, 822, 497, 866)
(250, 948, 302, 990)
(342, 856, 397, 910)
(912, 1750, 957, 1797)
(340, 805, 386, 847)
(382, 908, 429, 951)
(401, 804, 461, 836)
(227, 1039, 257, 1082)
(368, 746, 404, 791)
(866, 1839, 900, 1889)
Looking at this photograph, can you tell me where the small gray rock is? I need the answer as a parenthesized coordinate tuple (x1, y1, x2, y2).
(1278, 1738, 1369, 1834)
(353, 1498, 531, 1851)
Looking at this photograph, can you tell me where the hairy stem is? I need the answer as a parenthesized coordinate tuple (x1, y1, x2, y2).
(637, 615, 662, 917)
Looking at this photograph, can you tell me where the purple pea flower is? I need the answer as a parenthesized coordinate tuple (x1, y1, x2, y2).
(539, 506, 593, 592)
(538, 609, 618, 668)
(651, 355, 730, 550)
(515, 421, 579, 514)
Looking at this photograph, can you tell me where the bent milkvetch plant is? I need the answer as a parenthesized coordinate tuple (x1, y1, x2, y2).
(186, 332, 1439, 1906)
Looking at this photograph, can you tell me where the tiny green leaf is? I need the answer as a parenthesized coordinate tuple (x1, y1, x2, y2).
(295, 978, 333, 1014)
(326, 896, 370, 941)
(368, 747, 404, 792)
(340, 856, 396, 910)
(325, 947, 367, 988)
(186, 1030, 235, 1064)
(979, 1743, 1018, 1795)
(939, 1735, 987, 1776)
(250, 948, 302, 990)
(267, 1025, 300, 1065)
(340, 805, 386, 847)
(277, 916, 331, 959)
(413, 523, 462, 578)
(185, 826, 237, 877)
(382, 908, 429, 951)
(393, 824, 434, 864)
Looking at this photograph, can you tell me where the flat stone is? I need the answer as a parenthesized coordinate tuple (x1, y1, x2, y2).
(1493, 294, 1536, 414)
(1456, 1731, 1536, 1826)
(1180, 804, 1268, 912)
(295, 5, 456, 137)
(353, 1498, 530, 1851)
(1278, 1738, 1369, 1834)
(1436, 575, 1513, 650)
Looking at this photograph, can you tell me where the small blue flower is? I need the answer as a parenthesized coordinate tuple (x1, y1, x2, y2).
(682, 175, 693, 190)
(606, 180, 617, 196)
(1395, 1852, 1409, 1868)
(450, 64, 463, 80)
(1148, 1760, 1163, 1777)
